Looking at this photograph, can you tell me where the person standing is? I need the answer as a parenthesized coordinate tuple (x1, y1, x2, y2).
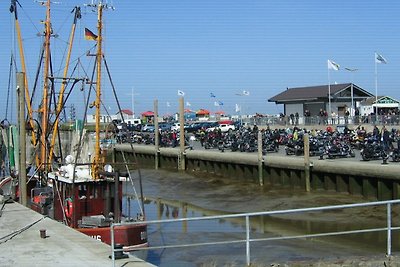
(382, 126, 390, 151)
(354, 108, 360, 124)
(331, 111, 337, 125)
(289, 114, 294, 125)
(318, 109, 324, 125)
(344, 109, 350, 124)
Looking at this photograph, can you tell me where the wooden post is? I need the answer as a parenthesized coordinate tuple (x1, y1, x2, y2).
(179, 97, 185, 170)
(17, 72, 27, 206)
(113, 171, 120, 223)
(304, 133, 311, 192)
(257, 130, 264, 186)
(154, 100, 159, 169)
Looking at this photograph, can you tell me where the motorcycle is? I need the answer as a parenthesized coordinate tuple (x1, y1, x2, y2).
(360, 140, 388, 161)
(309, 137, 325, 157)
(326, 142, 355, 159)
(262, 138, 279, 155)
(285, 139, 302, 155)
(390, 149, 400, 162)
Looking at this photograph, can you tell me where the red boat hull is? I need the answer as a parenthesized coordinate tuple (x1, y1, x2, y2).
(78, 223, 148, 251)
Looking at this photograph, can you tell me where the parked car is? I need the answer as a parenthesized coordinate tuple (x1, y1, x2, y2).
(201, 121, 218, 130)
(158, 123, 172, 132)
(142, 124, 155, 132)
(206, 123, 235, 133)
(127, 123, 142, 132)
(186, 122, 203, 133)
(219, 124, 235, 132)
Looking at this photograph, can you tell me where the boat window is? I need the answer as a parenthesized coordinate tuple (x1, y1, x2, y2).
(79, 185, 87, 199)
(89, 184, 98, 199)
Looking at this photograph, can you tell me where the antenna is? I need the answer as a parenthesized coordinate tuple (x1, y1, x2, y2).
(84, 0, 115, 11)
(34, 0, 61, 6)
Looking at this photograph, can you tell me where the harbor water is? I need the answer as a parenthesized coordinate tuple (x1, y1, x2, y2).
(124, 169, 400, 266)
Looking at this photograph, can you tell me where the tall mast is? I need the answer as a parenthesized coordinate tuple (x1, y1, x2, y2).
(40, 0, 52, 173)
(93, 2, 103, 180)
(85, 1, 113, 179)
(48, 6, 81, 165)
(9, 0, 38, 147)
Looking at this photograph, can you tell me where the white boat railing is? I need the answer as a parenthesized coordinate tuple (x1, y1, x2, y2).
(111, 199, 400, 266)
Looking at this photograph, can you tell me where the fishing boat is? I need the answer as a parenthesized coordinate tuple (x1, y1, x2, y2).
(4, 0, 148, 251)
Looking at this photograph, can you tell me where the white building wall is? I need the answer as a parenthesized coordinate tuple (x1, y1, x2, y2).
(285, 103, 303, 116)
(360, 105, 373, 116)
(331, 101, 351, 114)
(285, 103, 304, 124)
(86, 114, 113, 123)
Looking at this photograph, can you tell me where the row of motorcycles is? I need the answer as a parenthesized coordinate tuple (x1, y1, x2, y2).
(115, 125, 400, 162)
(284, 136, 355, 159)
(201, 129, 279, 154)
(202, 127, 400, 162)
(286, 132, 400, 162)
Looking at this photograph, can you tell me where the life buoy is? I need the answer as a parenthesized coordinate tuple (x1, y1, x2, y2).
(64, 198, 73, 219)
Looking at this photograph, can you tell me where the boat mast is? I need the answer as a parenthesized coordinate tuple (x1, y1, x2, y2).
(83, 1, 104, 180)
(48, 6, 81, 165)
(85, 1, 114, 179)
(40, 0, 52, 174)
(9, 0, 38, 148)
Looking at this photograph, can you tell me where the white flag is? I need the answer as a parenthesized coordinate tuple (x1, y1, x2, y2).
(235, 104, 241, 112)
(186, 101, 191, 107)
(214, 101, 219, 107)
(375, 52, 387, 64)
(327, 59, 340, 71)
(166, 102, 171, 107)
(177, 90, 185, 96)
(242, 90, 250, 96)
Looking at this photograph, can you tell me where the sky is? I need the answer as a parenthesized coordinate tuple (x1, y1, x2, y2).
(1, 0, 400, 121)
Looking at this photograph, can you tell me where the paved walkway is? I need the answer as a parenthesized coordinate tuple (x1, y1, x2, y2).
(0, 201, 155, 267)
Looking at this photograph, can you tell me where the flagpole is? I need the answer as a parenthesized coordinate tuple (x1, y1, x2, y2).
(128, 87, 140, 118)
(131, 87, 135, 118)
(328, 65, 331, 117)
(375, 52, 378, 119)
(345, 67, 358, 118)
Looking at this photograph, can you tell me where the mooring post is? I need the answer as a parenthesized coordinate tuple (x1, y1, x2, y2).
(17, 72, 27, 207)
(257, 130, 264, 186)
(154, 100, 159, 169)
(304, 133, 311, 192)
(178, 97, 185, 170)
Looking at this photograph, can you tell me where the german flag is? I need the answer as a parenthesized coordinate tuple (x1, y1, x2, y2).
(84, 28, 98, 41)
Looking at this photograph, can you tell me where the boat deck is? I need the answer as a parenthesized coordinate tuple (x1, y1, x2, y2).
(0, 201, 155, 267)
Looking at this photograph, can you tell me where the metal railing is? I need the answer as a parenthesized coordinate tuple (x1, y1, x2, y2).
(241, 115, 400, 127)
(111, 199, 400, 266)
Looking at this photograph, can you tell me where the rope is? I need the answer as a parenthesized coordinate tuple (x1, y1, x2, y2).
(0, 216, 46, 245)
(5, 54, 13, 120)
(121, 151, 143, 216)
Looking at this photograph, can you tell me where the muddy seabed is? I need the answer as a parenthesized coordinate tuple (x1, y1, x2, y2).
(137, 169, 400, 267)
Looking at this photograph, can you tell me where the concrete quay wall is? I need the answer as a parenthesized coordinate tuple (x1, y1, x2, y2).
(116, 144, 400, 201)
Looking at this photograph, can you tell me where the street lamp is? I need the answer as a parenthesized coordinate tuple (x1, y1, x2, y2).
(345, 67, 358, 118)
(127, 87, 140, 118)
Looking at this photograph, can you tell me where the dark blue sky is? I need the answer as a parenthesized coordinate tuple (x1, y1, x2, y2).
(1, 0, 399, 120)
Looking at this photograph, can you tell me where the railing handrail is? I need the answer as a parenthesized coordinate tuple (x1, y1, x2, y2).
(114, 199, 400, 226)
(111, 199, 400, 266)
